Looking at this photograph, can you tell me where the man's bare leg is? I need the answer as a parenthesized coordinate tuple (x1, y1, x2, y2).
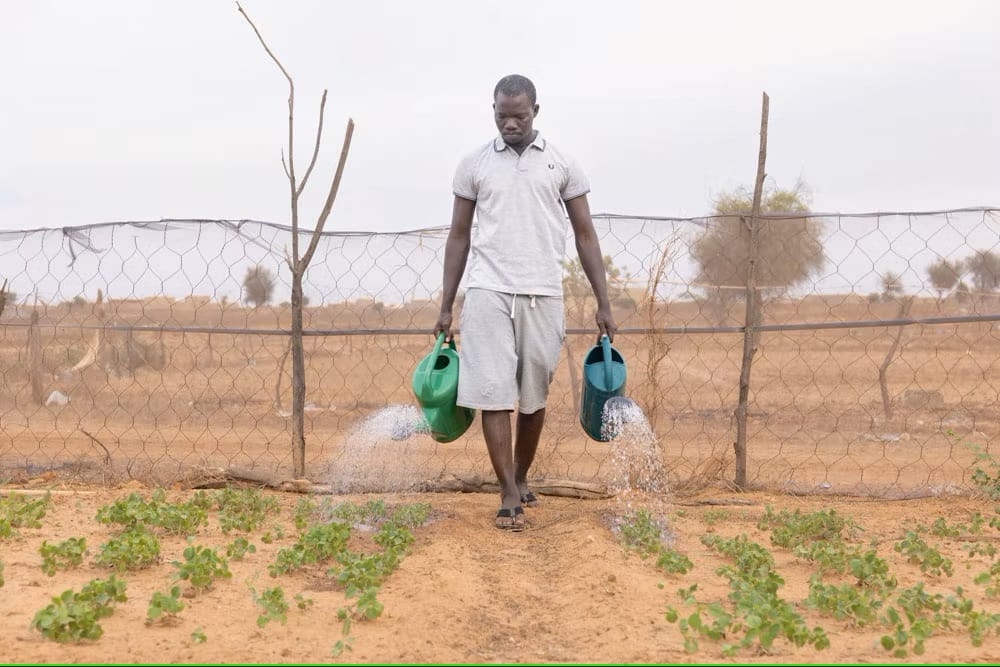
(514, 408, 545, 505)
(482, 410, 521, 513)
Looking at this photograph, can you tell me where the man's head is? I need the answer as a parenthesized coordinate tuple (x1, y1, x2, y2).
(493, 74, 539, 149)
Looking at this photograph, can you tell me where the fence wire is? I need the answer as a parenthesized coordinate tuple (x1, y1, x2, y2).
(1, 209, 998, 496)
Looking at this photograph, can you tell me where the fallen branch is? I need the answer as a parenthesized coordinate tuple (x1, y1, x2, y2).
(80, 429, 112, 465)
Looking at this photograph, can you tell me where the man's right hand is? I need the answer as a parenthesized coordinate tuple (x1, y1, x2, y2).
(433, 311, 453, 341)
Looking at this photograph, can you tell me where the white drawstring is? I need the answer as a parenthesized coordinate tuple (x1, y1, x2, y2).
(511, 294, 537, 318)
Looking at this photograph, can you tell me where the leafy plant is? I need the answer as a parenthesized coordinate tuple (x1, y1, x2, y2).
(0, 491, 51, 539)
(389, 502, 431, 528)
(848, 549, 897, 590)
(929, 517, 963, 538)
(656, 548, 694, 575)
(974, 560, 1000, 597)
(294, 592, 314, 610)
(172, 545, 231, 592)
(39, 537, 87, 576)
(214, 487, 280, 534)
(94, 526, 161, 571)
(31, 576, 127, 642)
(805, 577, 884, 627)
(757, 505, 857, 550)
(670, 534, 829, 656)
(226, 536, 256, 560)
(701, 509, 729, 527)
(0, 560, 4, 588)
(293, 497, 318, 531)
(146, 586, 185, 625)
(269, 521, 351, 576)
(618, 509, 669, 558)
(328, 498, 389, 526)
(96, 489, 206, 535)
(960, 437, 1000, 498)
(792, 540, 860, 574)
(893, 531, 954, 577)
(962, 541, 997, 559)
(251, 585, 289, 627)
(191, 626, 207, 643)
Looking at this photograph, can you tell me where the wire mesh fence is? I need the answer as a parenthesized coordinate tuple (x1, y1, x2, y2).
(1, 208, 998, 496)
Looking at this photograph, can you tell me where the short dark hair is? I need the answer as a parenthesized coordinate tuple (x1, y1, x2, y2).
(493, 74, 536, 105)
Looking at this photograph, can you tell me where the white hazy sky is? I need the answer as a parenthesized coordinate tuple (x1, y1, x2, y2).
(2, 0, 998, 232)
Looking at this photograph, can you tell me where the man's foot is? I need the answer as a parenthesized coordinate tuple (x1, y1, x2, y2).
(520, 491, 540, 508)
(495, 506, 527, 531)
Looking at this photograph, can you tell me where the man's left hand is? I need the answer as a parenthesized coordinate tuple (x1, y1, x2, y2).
(595, 307, 617, 342)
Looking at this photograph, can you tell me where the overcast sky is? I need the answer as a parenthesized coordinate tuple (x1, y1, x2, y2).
(2, 0, 997, 233)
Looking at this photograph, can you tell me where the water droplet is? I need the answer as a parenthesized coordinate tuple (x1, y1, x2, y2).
(325, 404, 430, 493)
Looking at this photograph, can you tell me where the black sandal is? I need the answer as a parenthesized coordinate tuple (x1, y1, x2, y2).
(495, 506, 527, 531)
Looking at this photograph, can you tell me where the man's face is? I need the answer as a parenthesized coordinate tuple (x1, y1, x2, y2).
(493, 93, 538, 147)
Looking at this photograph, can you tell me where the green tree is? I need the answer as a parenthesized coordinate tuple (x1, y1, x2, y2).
(242, 265, 275, 308)
(926, 258, 963, 304)
(880, 271, 903, 300)
(965, 250, 1000, 294)
(691, 181, 825, 304)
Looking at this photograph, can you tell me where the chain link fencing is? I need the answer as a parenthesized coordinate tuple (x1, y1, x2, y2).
(1, 208, 998, 496)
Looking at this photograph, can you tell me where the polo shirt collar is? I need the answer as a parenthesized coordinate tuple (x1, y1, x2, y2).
(493, 132, 546, 152)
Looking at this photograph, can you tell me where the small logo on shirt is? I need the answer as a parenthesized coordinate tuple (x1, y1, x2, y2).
(548, 163, 555, 169)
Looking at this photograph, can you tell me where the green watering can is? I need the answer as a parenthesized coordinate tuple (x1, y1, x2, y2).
(580, 334, 626, 442)
(412, 332, 476, 443)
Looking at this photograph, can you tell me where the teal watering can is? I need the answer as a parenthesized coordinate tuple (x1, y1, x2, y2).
(411, 332, 475, 443)
(580, 334, 626, 442)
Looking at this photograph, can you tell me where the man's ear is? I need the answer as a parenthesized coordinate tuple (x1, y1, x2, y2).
(533, 104, 540, 117)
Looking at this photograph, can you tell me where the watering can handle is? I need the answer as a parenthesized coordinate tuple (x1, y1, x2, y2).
(423, 332, 450, 394)
(601, 334, 613, 390)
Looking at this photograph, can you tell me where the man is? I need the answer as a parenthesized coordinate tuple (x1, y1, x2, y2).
(434, 74, 616, 531)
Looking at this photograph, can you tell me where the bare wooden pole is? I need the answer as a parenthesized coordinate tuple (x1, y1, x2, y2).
(733, 92, 769, 490)
(879, 297, 914, 420)
(29, 310, 44, 405)
(238, 3, 353, 478)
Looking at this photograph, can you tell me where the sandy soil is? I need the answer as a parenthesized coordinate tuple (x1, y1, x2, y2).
(2, 483, 999, 664)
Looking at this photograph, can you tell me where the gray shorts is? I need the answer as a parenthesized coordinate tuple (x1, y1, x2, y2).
(457, 288, 565, 413)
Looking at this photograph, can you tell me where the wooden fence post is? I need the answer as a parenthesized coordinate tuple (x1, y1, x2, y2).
(733, 92, 770, 490)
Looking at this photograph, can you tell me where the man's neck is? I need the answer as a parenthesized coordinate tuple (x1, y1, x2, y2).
(506, 130, 537, 156)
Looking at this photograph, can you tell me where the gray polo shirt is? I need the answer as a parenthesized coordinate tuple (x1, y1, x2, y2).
(453, 132, 590, 296)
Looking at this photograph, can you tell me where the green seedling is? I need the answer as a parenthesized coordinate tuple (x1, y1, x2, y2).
(293, 496, 318, 531)
(146, 586, 185, 625)
(702, 509, 729, 527)
(39, 537, 87, 576)
(294, 592, 314, 610)
(894, 531, 954, 577)
(973, 560, 1000, 597)
(94, 525, 160, 571)
(96, 489, 206, 535)
(226, 536, 256, 560)
(214, 487, 280, 534)
(0, 491, 51, 538)
(757, 505, 858, 550)
(251, 585, 289, 627)
(191, 626, 207, 643)
(962, 541, 996, 560)
(656, 548, 693, 575)
(172, 544, 231, 592)
(31, 576, 127, 642)
(269, 521, 351, 576)
(805, 577, 884, 627)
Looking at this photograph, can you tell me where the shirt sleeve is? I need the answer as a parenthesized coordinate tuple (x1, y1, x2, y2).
(560, 152, 590, 201)
(452, 151, 478, 201)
